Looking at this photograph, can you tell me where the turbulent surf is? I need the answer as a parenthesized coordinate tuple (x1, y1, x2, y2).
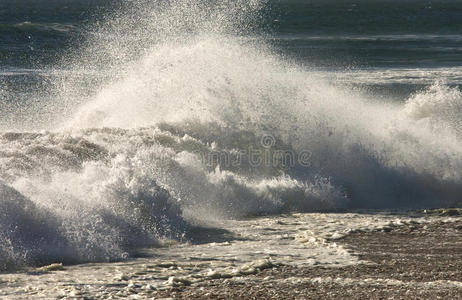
(1, 0, 462, 270)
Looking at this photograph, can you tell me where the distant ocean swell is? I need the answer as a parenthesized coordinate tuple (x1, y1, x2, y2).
(0, 22, 77, 33)
(1, 0, 462, 270)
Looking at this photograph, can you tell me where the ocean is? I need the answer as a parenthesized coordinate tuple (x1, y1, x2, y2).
(1, 0, 462, 296)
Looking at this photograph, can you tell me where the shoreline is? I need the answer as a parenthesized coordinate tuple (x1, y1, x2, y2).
(1, 211, 461, 299)
(153, 215, 462, 299)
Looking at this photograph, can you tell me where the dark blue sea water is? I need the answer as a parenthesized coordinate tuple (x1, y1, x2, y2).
(2, 0, 462, 104)
(2, 0, 462, 68)
(271, 0, 462, 67)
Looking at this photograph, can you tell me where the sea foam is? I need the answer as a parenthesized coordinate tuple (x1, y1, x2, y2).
(1, 0, 462, 269)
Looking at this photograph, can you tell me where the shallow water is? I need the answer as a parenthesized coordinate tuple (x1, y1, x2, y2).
(0, 212, 450, 299)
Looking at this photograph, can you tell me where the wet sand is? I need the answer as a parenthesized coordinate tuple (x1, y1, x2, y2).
(154, 214, 462, 299)
(1, 211, 461, 299)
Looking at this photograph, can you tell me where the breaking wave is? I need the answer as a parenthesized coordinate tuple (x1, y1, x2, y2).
(1, 0, 462, 270)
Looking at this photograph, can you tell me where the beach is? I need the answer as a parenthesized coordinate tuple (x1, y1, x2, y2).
(159, 211, 462, 299)
(1, 210, 461, 299)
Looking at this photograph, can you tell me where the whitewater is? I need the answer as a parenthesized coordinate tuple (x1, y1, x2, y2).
(1, 1, 462, 296)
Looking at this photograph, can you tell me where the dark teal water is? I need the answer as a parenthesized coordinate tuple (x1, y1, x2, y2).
(2, 0, 462, 68)
(0, 0, 112, 67)
(0, 0, 462, 68)
(1, 0, 462, 104)
(270, 0, 462, 68)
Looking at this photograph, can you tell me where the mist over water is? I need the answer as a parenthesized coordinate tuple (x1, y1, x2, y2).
(1, 0, 462, 270)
